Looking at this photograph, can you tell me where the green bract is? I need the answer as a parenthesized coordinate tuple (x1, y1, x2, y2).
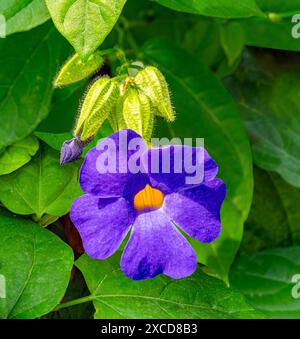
(75, 78, 120, 141)
(134, 66, 175, 122)
(119, 84, 154, 142)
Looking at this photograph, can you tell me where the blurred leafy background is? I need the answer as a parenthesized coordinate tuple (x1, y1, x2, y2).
(0, 0, 300, 319)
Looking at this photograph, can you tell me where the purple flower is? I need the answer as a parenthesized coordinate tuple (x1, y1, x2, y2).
(70, 130, 226, 280)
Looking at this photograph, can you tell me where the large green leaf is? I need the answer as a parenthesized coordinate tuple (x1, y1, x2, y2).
(0, 213, 73, 319)
(230, 247, 300, 318)
(0, 22, 70, 149)
(240, 1, 300, 51)
(0, 135, 39, 175)
(0, 0, 50, 35)
(241, 167, 300, 254)
(142, 38, 253, 283)
(46, 0, 127, 59)
(226, 51, 300, 187)
(76, 254, 263, 319)
(0, 143, 82, 219)
(153, 0, 263, 18)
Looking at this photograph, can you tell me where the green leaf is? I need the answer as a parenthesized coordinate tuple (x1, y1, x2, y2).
(46, 0, 127, 59)
(35, 131, 72, 151)
(220, 22, 245, 67)
(242, 18, 300, 52)
(240, 1, 300, 51)
(241, 167, 300, 254)
(76, 253, 263, 319)
(0, 143, 82, 219)
(55, 51, 103, 87)
(0, 213, 73, 319)
(153, 0, 264, 18)
(0, 135, 39, 175)
(0, 0, 50, 35)
(142, 38, 253, 283)
(0, 22, 71, 149)
(230, 247, 300, 318)
(226, 50, 300, 187)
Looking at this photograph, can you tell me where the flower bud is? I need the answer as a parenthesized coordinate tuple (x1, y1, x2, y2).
(121, 86, 154, 142)
(60, 137, 85, 165)
(134, 66, 175, 122)
(75, 77, 120, 141)
(54, 51, 103, 87)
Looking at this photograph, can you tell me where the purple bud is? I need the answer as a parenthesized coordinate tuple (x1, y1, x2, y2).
(60, 137, 84, 165)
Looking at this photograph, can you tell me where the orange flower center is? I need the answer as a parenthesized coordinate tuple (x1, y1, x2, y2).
(134, 185, 164, 212)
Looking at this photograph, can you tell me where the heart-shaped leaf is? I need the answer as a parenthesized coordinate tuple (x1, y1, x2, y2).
(0, 213, 74, 319)
(46, 0, 127, 59)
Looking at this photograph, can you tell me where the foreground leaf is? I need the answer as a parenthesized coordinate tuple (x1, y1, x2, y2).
(0, 143, 82, 219)
(0, 135, 39, 175)
(0, 0, 50, 35)
(241, 167, 300, 254)
(0, 213, 73, 319)
(142, 38, 253, 283)
(46, 0, 127, 59)
(76, 254, 263, 319)
(231, 247, 300, 318)
(153, 0, 263, 18)
(0, 22, 70, 149)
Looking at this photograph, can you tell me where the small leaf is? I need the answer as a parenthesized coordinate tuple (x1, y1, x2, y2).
(0, 213, 73, 319)
(46, 0, 127, 59)
(76, 253, 264, 319)
(220, 22, 245, 67)
(0, 135, 39, 175)
(55, 51, 103, 87)
(0, 143, 82, 220)
(231, 247, 300, 319)
(1, 0, 50, 35)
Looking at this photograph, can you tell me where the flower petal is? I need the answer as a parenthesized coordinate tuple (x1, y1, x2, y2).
(80, 129, 149, 199)
(120, 210, 197, 280)
(142, 145, 218, 194)
(163, 178, 226, 243)
(70, 194, 133, 259)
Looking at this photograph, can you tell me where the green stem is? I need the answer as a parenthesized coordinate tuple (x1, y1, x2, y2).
(54, 295, 95, 311)
(275, 10, 300, 19)
(265, 10, 300, 20)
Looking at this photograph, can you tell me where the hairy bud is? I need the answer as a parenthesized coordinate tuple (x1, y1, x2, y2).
(134, 66, 175, 122)
(75, 77, 120, 141)
(120, 85, 154, 142)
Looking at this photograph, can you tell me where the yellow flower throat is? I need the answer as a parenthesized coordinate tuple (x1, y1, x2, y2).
(134, 185, 164, 212)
